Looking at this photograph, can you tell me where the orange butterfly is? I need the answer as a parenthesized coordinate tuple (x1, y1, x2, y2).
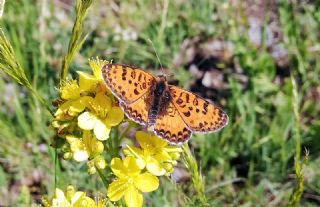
(102, 64, 228, 144)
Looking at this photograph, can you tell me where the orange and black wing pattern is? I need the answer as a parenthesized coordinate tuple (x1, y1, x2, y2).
(102, 64, 155, 104)
(119, 93, 149, 126)
(169, 85, 228, 133)
(154, 101, 192, 144)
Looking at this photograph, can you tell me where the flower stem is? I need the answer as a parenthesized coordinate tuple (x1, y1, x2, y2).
(182, 143, 208, 206)
(119, 122, 134, 140)
(288, 75, 306, 207)
(59, 0, 93, 84)
(96, 168, 109, 188)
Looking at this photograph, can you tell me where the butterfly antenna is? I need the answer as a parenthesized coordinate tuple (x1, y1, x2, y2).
(147, 38, 165, 76)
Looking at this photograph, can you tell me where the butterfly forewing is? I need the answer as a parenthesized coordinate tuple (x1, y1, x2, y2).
(102, 64, 155, 104)
(101, 63, 228, 145)
(154, 102, 192, 144)
(169, 85, 228, 132)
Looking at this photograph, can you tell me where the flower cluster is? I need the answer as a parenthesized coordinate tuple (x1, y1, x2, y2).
(53, 57, 124, 173)
(52, 58, 183, 207)
(107, 131, 182, 207)
(41, 185, 107, 207)
(124, 131, 182, 176)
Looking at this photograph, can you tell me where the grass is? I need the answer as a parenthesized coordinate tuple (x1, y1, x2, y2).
(0, 0, 320, 206)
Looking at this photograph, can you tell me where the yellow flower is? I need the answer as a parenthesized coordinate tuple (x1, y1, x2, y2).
(76, 57, 110, 92)
(77, 92, 124, 140)
(44, 185, 96, 207)
(107, 157, 159, 207)
(55, 58, 111, 121)
(66, 131, 105, 162)
(77, 70, 101, 93)
(55, 96, 93, 121)
(60, 80, 81, 100)
(124, 131, 182, 176)
(88, 57, 109, 80)
(77, 58, 112, 98)
(55, 79, 94, 121)
(87, 155, 107, 174)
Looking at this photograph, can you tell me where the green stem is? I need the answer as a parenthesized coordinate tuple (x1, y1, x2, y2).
(119, 122, 134, 141)
(30, 87, 54, 115)
(59, 0, 92, 84)
(96, 168, 109, 188)
(182, 143, 208, 206)
(54, 147, 57, 188)
(287, 75, 304, 207)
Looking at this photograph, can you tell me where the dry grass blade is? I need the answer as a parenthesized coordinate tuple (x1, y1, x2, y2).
(0, 29, 32, 89)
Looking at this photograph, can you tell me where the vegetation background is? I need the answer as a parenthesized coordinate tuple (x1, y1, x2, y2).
(0, 0, 320, 206)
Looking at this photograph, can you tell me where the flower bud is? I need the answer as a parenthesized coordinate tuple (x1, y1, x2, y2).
(66, 185, 75, 199)
(63, 152, 73, 160)
(170, 152, 181, 160)
(162, 163, 173, 172)
(87, 159, 95, 167)
(88, 166, 96, 175)
(61, 143, 70, 153)
(93, 141, 104, 154)
(94, 156, 107, 170)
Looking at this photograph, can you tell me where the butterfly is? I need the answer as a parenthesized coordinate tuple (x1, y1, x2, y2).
(101, 64, 228, 144)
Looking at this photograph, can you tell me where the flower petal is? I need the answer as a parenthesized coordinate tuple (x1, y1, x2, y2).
(154, 150, 172, 162)
(151, 134, 168, 148)
(124, 185, 143, 207)
(146, 157, 166, 176)
(78, 112, 97, 130)
(107, 178, 129, 201)
(60, 80, 80, 100)
(136, 131, 152, 150)
(123, 146, 146, 169)
(105, 107, 124, 126)
(52, 188, 72, 207)
(73, 150, 89, 162)
(79, 96, 94, 109)
(123, 157, 141, 176)
(77, 71, 98, 92)
(110, 157, 128, 178)
(134, 172, 159, 192)
(74, 196, 96, 207)
(93, 119, 110, 141)
(71, 191, 85, 204)
(55, 101, 78, 120)
(94, 92, 111, 115)
(69, 101, 86, 113)
(88, 57, 108, 80)
(54, 188, 66, 200)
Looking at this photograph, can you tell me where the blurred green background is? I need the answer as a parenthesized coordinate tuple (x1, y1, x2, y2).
(0, 0, 320, 206)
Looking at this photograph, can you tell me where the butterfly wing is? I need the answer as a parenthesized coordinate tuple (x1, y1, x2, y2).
(102, 64, 156, 104)
(154, 102, 192, 144)
(169, 85, 228, 132)
(119, 94, 149, 126)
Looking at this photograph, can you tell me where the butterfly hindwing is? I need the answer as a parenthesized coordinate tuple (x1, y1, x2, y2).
(169, 85, 228, 132)
(154, 101, 192, 144)
(102, 63, 228, 144)
(119, 94, 149, 126)
(102, 64, 155, 104)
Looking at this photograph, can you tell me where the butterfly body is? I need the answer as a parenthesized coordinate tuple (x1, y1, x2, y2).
(147, 76, 171, 128)
(102, 64, 228, 145)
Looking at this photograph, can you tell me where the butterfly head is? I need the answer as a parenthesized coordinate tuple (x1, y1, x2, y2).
(157, 72, 173, 82)
(157, 74, 167, 82)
